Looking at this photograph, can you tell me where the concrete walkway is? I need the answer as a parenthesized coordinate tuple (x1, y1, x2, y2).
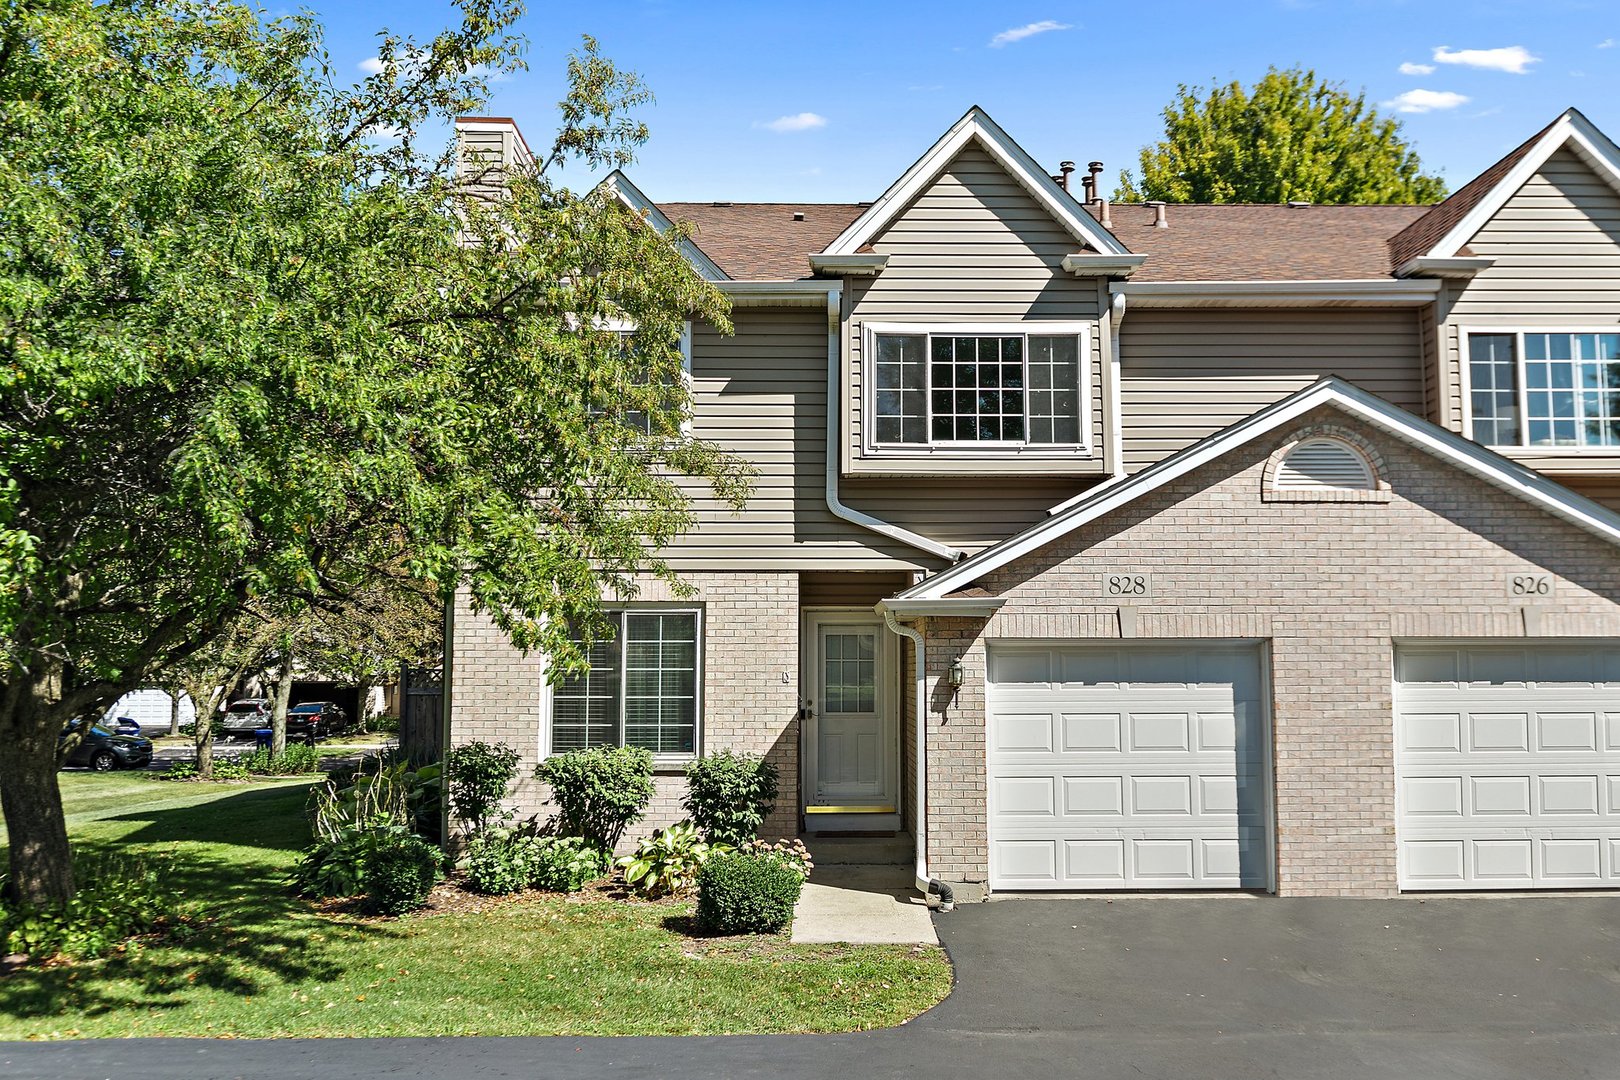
(790, 865, 938, 944)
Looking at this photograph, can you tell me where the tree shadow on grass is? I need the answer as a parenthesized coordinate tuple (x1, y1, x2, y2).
(0, 785, 403, 1025)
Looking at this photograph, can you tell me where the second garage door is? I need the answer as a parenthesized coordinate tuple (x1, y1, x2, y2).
(1396, 642, 1620, 890)
(987, 643, 1271, 890)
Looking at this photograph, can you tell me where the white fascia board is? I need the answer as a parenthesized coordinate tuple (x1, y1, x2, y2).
(808, 253, 890, 276)
(718, 280, 840, 307)
(1426, 110, 1620, 260)
(1110, 279, 1442, 308)
(1396, 256, 1497, 279)
(874, 597, 1006, 619)
(1062, 253, 1148, 278)
(821, 106, 1130, 258)
(601, 170, 731, 282)
(898, 376, 1620, 601)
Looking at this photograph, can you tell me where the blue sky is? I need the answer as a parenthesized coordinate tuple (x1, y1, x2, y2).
(314, 0, 1620, 202)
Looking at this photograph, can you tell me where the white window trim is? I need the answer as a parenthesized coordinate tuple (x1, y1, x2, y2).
(538, 604, 704, 769)
(1461, 327, 1620, 454)
(860, 320, 1094, 458)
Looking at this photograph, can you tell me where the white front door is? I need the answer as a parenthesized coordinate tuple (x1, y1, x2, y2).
(803, 614, 898, 823)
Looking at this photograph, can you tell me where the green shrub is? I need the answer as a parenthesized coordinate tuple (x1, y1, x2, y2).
(536, 746, 655, 850)
(462, 828, 609, 895)
(244, 743, 322, 775)
(695, 848, 806, 935)
(683, 751, 779, 846)
(618, 821, 726, 898)
(446, 741, 520, 834)
(531, 836, 610, 892)
(312, 753, 443, 843)
(155, 760, 198, 781)
(462, 828, 539, 895)
(362, 834, 442, 915)
(209, 756, 251, 780)
(372, 714, 400, 734)
(0, 853, 178, 959)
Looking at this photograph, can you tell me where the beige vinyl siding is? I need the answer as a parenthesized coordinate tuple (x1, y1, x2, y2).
(658, 308, 940, 573)
(456, 126, 510, 203)
(844, 142, 1109, 480)
(1441, 146, 1620, 474)
(1119, 309, 1425, 472)
(799, 571, 913, 608)
(1562, 475, 1620, 514)
(840, 475, 1100, 551)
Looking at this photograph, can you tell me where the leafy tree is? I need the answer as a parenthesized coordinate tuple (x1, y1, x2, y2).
(1114, 67, 1448, 205)
(0, 1, 745, 905)
(298, 570, 443, 734)
(166, 606, 290, 779)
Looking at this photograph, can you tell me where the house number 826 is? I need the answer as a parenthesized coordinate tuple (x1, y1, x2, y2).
(1106, 574, 1150, 597)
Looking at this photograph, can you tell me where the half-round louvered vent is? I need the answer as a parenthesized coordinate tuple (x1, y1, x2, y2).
(1274, 439, 1376, 491)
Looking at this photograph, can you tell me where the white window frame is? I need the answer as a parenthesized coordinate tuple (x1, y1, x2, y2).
(601, 317, 695, 438)
(539, 604, 704, 767)
(1461, 327, 1620, 453)
(861, 320, 1094, 458)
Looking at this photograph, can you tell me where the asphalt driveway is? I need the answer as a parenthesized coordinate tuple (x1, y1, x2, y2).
(7, 895, 1620, 1079)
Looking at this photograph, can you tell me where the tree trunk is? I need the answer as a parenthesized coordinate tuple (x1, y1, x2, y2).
(167, 685, 182, 737)
(354, 673, 374, 735)
(0, 696, 76, 906)
(270, 653, 295, 756)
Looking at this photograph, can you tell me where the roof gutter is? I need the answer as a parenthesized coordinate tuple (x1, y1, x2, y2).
(823, 289, 963, 562)
(1395, 256, 1496, 279)
(1110, 279, 1442, 308)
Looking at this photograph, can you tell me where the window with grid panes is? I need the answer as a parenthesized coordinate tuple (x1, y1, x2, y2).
(1469, 331, 1620, 448)
(550, 611, 699, 755)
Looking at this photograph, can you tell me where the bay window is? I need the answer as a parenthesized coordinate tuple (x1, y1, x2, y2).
(550, 609, 700, 757)
(867, 323, 1089, 449)
(1469, 331, 1620, 449)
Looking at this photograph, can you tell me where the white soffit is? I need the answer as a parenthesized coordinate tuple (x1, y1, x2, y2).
(821, 106, 1131, 258)
(897, 377, 1620, 601)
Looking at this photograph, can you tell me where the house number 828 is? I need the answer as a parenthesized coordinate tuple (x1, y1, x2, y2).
(1105, 574, 1150, 597)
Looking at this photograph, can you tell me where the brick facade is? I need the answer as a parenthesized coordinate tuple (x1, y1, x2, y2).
(921, 405, 1620, 897)
(448, 572, 802, 850)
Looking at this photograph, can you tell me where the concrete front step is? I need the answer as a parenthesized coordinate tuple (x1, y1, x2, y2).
(800, 832, 914, 867)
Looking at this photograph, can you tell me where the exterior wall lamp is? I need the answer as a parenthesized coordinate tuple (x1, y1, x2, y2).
(947, 656, 966, 688)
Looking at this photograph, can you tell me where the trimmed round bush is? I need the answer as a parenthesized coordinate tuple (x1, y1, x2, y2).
(363, 835, 441, 915)
(695, 850, 805, 935)
(535, 746, 655, 850)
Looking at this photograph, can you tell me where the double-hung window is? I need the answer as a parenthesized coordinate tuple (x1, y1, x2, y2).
(549, 609, 700, 757)
(867, 322, 1089, 450)
(1469, 331, 1620, 448)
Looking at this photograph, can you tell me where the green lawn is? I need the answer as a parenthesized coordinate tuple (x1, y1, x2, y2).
(0, 774, 951, 1038)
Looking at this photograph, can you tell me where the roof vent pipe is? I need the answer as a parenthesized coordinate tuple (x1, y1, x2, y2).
(792, 210, 805, 221)
(1059, 160, 1076, 193)
(1146, 200, 1168, 228)
(1087, 161, 1104, 201)
(1098, 196, 1112, 230)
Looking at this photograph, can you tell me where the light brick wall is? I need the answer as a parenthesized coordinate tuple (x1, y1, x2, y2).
(449, 572, 801, 851)
(924, 406, 1620, 897)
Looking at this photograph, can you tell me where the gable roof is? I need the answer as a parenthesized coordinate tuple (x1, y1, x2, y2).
(1387, 108, 1620, 271)
(820, 106, 1131, 258)
(654, 202, 863, 280)
(893, 377, 1620, 603)
(602, 170, 731, 281)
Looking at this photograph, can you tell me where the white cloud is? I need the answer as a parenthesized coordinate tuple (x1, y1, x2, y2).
(1432, 45, 1539, 74)
(358, 56, 386, 75)
(1399, 61, 1435, 75)
(989, 20, 1072, 47)
(756, 112, 828, 133)
(1600, 38, 1616, 49)
(1385, 88, 1471, 113)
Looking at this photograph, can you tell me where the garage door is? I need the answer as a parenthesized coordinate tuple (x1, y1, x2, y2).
(1396, 643, 1620, 890)
(987, 643, 1271, 890)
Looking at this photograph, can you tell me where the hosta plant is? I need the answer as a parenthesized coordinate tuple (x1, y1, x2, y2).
(617, 821, 728, 898)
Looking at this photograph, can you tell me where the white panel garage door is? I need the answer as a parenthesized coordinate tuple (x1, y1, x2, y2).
(1396, 643, 1620, 890)
(987, 643, 1271, 890)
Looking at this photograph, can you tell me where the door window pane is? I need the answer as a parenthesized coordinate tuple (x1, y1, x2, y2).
(823, 632, 877, 713)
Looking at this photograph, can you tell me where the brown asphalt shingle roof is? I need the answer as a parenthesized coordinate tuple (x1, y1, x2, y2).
(657, 202, 864, 280)
(1091, 203, 1428, 281)
(1385, 117, 1558, 270)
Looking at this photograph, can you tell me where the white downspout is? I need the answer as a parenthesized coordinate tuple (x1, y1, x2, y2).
(882, 607, 953, 911)
(1108, 289, 1127, 480)
(825, 288, 964, 562)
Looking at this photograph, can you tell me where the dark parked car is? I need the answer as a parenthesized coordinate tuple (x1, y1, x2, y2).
(287, 701, 350, 743)
(59, 723, 154, 771)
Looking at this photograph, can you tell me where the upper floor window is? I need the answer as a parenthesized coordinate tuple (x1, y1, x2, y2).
(867, 322, 1089, 450)
(1470, 331, 1620, 449)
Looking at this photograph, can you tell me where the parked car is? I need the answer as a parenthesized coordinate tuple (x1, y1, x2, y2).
(59, 723, 154, 771)
(220, 698, 272, 739)
(106, 715, 141, 736)
(287, 701, 350, 743)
